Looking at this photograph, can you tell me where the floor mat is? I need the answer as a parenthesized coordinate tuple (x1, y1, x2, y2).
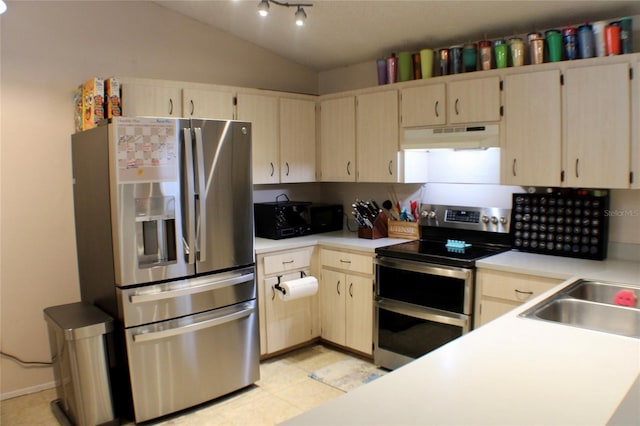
(309, 357, 388, 392)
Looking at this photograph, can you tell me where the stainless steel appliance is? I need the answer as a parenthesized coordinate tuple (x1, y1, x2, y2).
(374, 204, 511, 370)
(71, 117, 258, 423)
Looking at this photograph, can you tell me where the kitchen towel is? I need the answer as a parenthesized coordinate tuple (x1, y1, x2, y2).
(277, 276, 318, 301)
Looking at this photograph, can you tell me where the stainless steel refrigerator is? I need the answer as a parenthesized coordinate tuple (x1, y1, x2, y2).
(71, 117, 258, 423)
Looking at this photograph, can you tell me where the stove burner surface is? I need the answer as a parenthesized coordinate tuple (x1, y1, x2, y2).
(376, 239, 510, 267)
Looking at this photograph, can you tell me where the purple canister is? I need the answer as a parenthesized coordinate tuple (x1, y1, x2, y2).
(563, 26, 578, 60)
(376, 58, 387, 85)
(577, 24, 595, 59)
(439, 48, 450, 76)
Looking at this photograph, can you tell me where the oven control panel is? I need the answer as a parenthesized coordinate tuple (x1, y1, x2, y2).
(510, 192, 609, 260)
(420, 204, 511, 233)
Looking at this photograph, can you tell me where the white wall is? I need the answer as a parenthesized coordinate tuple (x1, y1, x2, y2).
(0, 1, 317, 398)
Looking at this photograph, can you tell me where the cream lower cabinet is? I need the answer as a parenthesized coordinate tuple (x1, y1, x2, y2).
(319, 248, 374, 355)
(257, 246, 319, 356)
(475, 269, 563, 328)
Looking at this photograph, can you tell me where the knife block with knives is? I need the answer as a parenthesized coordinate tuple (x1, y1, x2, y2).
(358, 211, 388, 239)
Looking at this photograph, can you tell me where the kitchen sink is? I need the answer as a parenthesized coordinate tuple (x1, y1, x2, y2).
(520, 279, 640, 338)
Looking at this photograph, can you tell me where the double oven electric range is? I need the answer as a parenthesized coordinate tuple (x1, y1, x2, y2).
(374, 204, 512, 370)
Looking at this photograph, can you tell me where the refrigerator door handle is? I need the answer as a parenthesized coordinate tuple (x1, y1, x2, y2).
(129, 272, 255, 304)
(194, 127, 207, 263)
(132, 302, 255, 343)
(183, 128, 196, 265)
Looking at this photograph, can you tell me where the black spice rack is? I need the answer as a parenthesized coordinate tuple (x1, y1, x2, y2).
(510, 191, 609, 260)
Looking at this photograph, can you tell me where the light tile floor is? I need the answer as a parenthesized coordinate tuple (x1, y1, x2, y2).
(1, 344, 360, 426)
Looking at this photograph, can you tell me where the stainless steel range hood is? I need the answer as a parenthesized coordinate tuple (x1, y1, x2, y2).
(402, 124, 499, 150)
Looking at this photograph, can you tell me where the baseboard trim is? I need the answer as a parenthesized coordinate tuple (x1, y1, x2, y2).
(1, 381, 56, 401)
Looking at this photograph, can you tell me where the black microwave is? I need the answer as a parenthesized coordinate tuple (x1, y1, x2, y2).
(307, 204, 344, 235)
(254, 202, 343, 240)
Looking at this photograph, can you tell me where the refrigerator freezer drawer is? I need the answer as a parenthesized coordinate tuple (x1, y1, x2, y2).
(125, 300, 260, 423)
(118, 267, 255, 327)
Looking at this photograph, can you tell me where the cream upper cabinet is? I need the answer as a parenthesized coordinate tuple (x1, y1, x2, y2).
(236, 93, 280, 184)
(121, 82, 182, 117)
(182, 88, 234, 120)
(279, 98, 317, 183)
(356, 90, 399, 182)
(564, 63, 631, 189)
(475, 269, 563, 328)
(503, 70, 562, 186)
(400, 84, 446, 127)
(319, 96, 356, 182)
(447, 77, 501, 124)
(631, 60, 640, 189)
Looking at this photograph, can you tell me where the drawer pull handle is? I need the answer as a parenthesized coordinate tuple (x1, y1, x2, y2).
(282, 260, 294, 265)
(339, 259, 351, 264)
(515, 289, 534, 296)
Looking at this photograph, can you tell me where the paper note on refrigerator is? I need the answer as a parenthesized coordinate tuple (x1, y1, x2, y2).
(114, 117, 179, 183)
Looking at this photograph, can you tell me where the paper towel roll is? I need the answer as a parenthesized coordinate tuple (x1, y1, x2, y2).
(277, 276, 318, 301)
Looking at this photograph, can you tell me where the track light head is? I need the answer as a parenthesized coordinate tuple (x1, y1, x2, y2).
(257, 1, 312, 26)
(257, 0, 269, 17)
(294, 6, 307, 26)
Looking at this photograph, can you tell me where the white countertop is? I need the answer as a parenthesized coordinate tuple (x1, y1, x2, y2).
(283, 275, 640, 425)
(477, 249, 640, 285)
(255, 230, 409, 254)
(278, 245, 640, 426)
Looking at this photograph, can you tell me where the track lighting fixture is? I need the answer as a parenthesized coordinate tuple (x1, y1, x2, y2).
(257, 0, 313, 26)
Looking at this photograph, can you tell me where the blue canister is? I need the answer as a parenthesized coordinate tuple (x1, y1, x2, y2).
(450, 45, 463, 74)
(578, 24, 595, 59)
(563, 26, 578, 60)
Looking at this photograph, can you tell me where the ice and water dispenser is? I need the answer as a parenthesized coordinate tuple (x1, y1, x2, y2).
(135, 195, 177, 267)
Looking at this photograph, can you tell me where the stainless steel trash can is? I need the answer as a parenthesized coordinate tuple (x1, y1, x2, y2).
(44, 302, 115, 426)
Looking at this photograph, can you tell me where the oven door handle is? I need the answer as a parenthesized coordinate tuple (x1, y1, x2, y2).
(374, 256, 473, 281)
(376, 297, 471, 330)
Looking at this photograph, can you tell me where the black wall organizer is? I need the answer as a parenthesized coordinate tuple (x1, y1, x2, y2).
(510, 190, 609, 260)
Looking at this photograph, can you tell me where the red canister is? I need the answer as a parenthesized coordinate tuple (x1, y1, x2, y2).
(478, 40, 492, 70)
(604, 24, 621, 55)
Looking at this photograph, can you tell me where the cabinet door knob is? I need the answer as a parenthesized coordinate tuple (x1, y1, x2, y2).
(347, 161, 351, 176)
(434, 100, 440, 118)
(455, 98, 460, 115)
(190, 100, 195, 116)
(270, 162, 274, 177)
(388, 160, 393, 176)
(336, 280, 341, 295)
(575, 158, 580, 178)
(349, 283, 353, 298)
(512, 159, 517, 177)
(286, 162, 290, 176)
(169, 98, 174, 115)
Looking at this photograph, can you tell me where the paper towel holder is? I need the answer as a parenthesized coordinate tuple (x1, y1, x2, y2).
(273, 271, 307, 297)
